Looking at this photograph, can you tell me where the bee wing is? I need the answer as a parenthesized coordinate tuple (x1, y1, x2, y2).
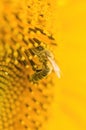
(48, 56, 61, 78)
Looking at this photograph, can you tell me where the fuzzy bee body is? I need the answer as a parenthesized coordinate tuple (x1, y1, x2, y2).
(30, 63, 52, 83)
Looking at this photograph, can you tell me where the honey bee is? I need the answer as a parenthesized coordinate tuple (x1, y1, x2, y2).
(27, 45, 60, 83)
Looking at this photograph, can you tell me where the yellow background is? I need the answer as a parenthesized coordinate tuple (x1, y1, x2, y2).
(47, 0, 86, 130)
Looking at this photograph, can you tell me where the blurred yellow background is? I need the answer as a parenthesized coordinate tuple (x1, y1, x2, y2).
(47, 0, 86, 130)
